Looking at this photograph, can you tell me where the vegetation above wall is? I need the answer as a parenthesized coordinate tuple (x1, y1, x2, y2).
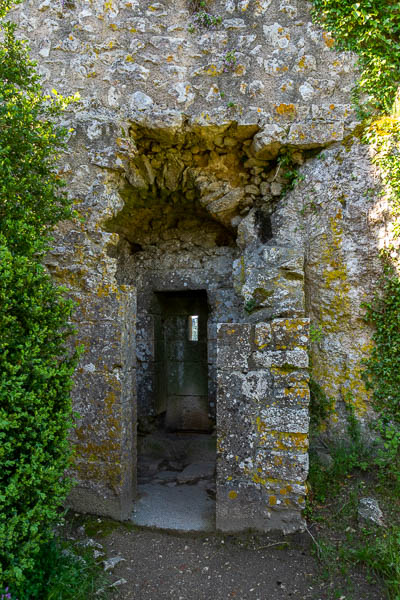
(312, 0, 400, 114)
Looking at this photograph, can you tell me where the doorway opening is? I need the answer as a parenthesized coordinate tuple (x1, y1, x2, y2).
(134, 290, 216, 531)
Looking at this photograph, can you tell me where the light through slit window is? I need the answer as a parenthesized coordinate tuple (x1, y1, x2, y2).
(188, 315, 199, 341)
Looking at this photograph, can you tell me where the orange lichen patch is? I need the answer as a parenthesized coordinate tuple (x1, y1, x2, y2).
(274, 103, 296, 117)
(298, 56, 306, 69)
(323, 31, 335, 48)
(166, 55, 173, 63)
(110, 23, 118, 30)
(228, 490, 238, 499)
(269, 495, 277, 505)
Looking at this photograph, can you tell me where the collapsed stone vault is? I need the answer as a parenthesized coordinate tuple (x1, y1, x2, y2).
(15, 0, 386, 533)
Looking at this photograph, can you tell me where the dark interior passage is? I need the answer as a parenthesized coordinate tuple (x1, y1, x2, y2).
(134, 290, 216, 531)
(155, 290, 211, 433)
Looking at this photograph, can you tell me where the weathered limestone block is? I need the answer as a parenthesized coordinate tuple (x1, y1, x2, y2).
(253, 348, 309, 369)
(216, 323, 252, 371)
(68, 286, 136, 521)
(216, 318, 310, 533)
(250, 125, 285, 160)
(233, 245, 305, 320)
(254, 448, 309, 482)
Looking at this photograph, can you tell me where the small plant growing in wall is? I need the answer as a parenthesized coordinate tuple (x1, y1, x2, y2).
(187, 0, 222, 31)
(276, 151, 305, 195)
(60, 0, 75, 8)
(309, 324, 324, 343)
(223, 50, 237, 73)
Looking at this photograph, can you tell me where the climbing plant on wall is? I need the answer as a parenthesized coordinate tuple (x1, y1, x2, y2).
(0, 0, 79, 591)
(311, 0, 400, 476)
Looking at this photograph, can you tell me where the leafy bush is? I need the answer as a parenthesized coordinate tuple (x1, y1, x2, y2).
(311, 0, 400, 115)
(14, 537, 109, 600)
(0, 0, 79, 591)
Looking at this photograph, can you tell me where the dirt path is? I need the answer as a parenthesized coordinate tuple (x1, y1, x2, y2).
(77, 521, 384, 600)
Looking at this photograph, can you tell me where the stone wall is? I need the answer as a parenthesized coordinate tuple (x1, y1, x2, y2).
(216, 319, 309, 534)
(10, 0, 386, 529)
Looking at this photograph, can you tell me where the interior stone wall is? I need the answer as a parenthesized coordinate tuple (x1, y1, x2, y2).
(11, 0, 387, 529)
(111, 206, 241, 423)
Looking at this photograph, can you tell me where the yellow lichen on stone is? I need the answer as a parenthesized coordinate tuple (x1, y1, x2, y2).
(274, 103, 296, 117)
(205, 64, 221, 77)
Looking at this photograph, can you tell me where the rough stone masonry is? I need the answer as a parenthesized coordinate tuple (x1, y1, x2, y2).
(11, 0, 387, 533)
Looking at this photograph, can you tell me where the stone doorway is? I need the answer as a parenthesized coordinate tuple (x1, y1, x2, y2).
(86, 123, 312, 533)
(134, 290, 216, 532)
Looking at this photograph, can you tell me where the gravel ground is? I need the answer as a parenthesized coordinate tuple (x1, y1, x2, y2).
(81, 524, 384, 600)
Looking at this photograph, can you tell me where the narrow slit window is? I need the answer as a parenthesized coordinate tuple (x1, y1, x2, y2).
(188, 315, 199, 341)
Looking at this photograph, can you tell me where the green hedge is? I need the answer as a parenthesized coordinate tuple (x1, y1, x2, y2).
(0, 1, 79, 590)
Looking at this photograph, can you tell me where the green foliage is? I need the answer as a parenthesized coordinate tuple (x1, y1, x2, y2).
(244, 298, 257, 314)
(223, 50, 237, 73)
(307, 7, 400, 596)
(307, 407, 399, 598)
(311, 0, 400, 115)
(362, 264, 400, 491)
(309, 324, 324, 344)
(308, 405, 370, 504)
(352, 527, 400, 600)
(277, 152, 304, 195)
(0, 0, 79, 591)
(363, 266, 400, 424)
(309, 377, 333, 432)
(9, 537, 109, 600)
(0, 18, 77, 257)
